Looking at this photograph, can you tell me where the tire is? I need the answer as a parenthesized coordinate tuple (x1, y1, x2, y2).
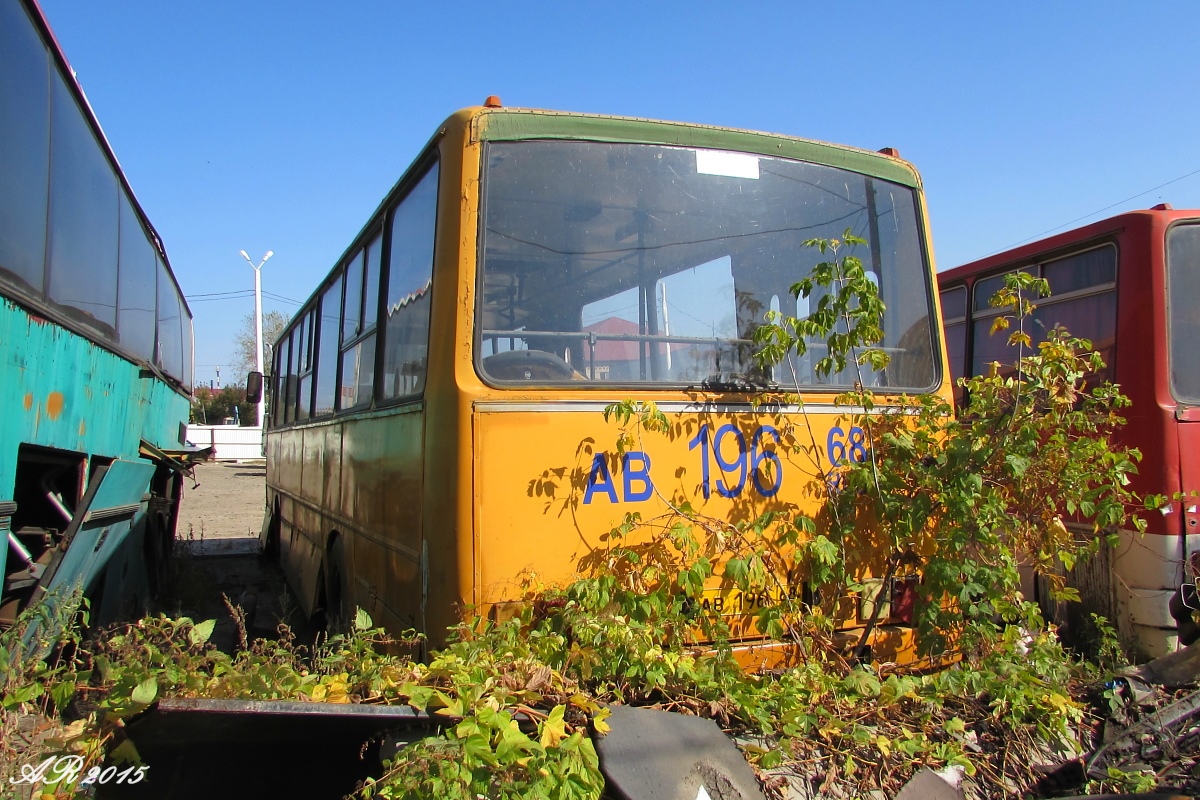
(261, 501, 281, 562)
(323, 536, 352, 634)
(146, 511, 172, 598)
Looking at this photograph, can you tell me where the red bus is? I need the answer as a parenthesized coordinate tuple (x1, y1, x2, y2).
(938, 205, 1200, 658)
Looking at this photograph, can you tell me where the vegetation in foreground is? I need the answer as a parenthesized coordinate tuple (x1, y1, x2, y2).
(0, 590, 1178, 798)
(4, 238, 1191, 798)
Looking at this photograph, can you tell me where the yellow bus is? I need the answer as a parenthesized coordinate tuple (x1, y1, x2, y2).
(261, 99, 949, 664)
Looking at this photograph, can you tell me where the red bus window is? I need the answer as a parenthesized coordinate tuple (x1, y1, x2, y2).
(1168, 223, 1200, 403)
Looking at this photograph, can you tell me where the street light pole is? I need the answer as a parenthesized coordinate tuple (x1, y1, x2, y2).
(239, 249, 273, 427)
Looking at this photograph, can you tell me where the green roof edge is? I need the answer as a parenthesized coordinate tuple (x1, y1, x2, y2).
(476, 109, 920, 188)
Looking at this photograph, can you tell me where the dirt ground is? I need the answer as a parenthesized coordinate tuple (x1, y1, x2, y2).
(176, 460, 266, 542)
(166, 459, 299, 651)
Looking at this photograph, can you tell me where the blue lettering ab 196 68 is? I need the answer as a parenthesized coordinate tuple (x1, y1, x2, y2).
(583, 424, 784, 504)
(583, 423, 871, 505)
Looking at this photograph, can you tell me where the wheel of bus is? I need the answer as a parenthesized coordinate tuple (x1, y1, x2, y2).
(323, 536, 353, 634)
(261, 501, 281, 562)
(483, 349, 579, 381)
(144, 510, 172, 599)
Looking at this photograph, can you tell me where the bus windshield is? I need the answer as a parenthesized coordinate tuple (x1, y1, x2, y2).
(477, 140, 937, 390)
(1168, 222, 1200, 404)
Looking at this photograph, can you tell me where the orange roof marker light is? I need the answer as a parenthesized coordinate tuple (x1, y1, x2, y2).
(878, 147, 901, 158)
(484, 95, 503, 108)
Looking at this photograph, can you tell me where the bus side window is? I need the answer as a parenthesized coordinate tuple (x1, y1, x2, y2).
(0, 0, 51, 300)
(970, 272, 1019, 377)
(313, 275, 342, 417)
(117, 193, 157, 363)
(939, 286, 967, 402)
(156, 257, 184, 380)
(47, 68, 119, 340)
(339, 241, 377, 410)
(272, 340, 287, 426)
(382, 163, 438, 401)
(282, 331, 296, 425)
(1036, 246, 1117, 381)
(295, 308, 315, 421)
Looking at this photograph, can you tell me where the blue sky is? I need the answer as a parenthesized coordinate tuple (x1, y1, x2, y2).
(37, 0, 1200, 389)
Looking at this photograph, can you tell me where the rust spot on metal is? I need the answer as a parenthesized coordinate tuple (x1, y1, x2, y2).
(79, 420, 86, 437)
(23, 393, 33, 411)
(46, 391, 65, 420)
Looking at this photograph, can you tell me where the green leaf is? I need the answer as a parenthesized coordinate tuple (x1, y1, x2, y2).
(841, 669, 881, 698)
(188, 619, 216, 646)
(48, 679, 75, 711)
(1005, 454, 1030, 477)
(131, 677, 158, 706)
(110, 738, 142, 764)
(433, 690, 464, 716)
(462, 732, 497, 765)
(725, 558, 748, 584)
(878, 674, 915, 706)
(3, 682, 42, 707)
(540, 704, 568, 748)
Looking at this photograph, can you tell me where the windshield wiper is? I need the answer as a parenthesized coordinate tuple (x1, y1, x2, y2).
(694, 373, 777, 393)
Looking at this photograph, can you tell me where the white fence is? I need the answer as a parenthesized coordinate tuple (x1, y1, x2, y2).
(186, 425, 264, 461)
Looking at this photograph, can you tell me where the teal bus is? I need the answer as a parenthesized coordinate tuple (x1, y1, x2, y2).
(0, 0, 195, 631)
